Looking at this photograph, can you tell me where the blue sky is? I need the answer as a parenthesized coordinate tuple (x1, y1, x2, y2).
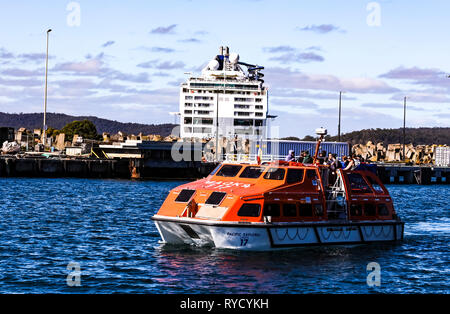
(0, 0, 449, 137)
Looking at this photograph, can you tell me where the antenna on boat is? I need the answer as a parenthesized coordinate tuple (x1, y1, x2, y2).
(313, 127, 327, 163)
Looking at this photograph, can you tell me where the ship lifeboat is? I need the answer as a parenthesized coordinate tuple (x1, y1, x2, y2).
(152, 130, 404, 250)
(152, 160, 404, 250)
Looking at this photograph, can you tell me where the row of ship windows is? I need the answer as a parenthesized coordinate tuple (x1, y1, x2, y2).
(182, 88, 266, 96)
(184, 127, 213, 133)
(234, 104, 264, 110)
(184, 110, 211, 115)
(235, 112, 264, 117)
(237, 203, 391, 218)
(184, 95, 263, 102)
(183, 110, 264, 117)
(183, 118, 264, 125)
(183, 127, 263, 135)
(186, 84, 260, 90)
(184, 103, 264, 110)
(183, 118, 264, 127)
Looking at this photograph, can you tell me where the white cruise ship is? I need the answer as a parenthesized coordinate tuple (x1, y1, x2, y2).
(179, 46, 270, 140)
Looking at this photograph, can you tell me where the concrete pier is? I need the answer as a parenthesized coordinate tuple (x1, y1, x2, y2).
(376, 164, 449, 185)
(0, 157, 131, 179)
(0, 156, 448, 183)
(0, 156, 216, 180)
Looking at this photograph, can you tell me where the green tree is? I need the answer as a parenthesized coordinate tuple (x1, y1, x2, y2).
(281, 136, 300, 141)
(46, 127, 60, 138)
(301, 135, 316, 141)
(61, 120, 98, 142)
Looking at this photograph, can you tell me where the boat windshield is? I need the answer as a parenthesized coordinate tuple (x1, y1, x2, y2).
(347, 173, 372, 194)
(239, 166, 266, 179)
(216, 165, 243, 177)
(263, 167, 286, 180)
(365, 175, 385, 194)
(286, 168, 304, 184)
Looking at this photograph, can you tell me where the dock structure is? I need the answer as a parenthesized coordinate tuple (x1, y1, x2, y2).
(0, 137, 448, 183)
(0, 155, 448, 184)
(0, 157, 130, 179)
(376, 164, 449, 185)
(0, 139, 217, 180)
(0, 156, 216, 180)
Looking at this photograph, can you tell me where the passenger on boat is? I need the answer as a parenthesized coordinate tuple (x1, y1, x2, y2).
(344, 154, 358, 170)
(354, 154, 361, 167)
(301, 151, 314, 164)
(302, 151, 314, 164)
(326, 154, 342, 183)
(318, 150, 327, 164)
(329, 154, 342, 170)
(325, 153, 333, 165)
(341, 155, 348, 168)
(297, 151, 305, 162)
(285, 150, 295, 162)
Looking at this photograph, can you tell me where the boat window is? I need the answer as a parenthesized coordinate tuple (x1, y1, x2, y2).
(286, 169, 304, 184)
(237, 203, 261, 217)
(366, 176, 384, 194)
(263, 168, 285, 180)
(364, 203, 377, 216)
(205, 192, 226, 205)
(175, 189, 195, 203)
(306, 169, 317, 178)
(314, 204, 323, 216)
(282, 203, 297, 217)
(299, 203, 313, 217)
(209, 164, 221, 176)
(263, 203, 280, 217)
(350, 204, 362, 216)
(378, 204, 390, 216)
(347, 173, 372, 194)
(216, 165, 243, 177)
(239, 166, 265, 179)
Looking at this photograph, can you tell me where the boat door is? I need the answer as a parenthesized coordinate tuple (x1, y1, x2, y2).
(325, 169, 348, 220)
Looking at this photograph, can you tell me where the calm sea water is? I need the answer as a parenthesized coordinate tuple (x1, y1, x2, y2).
(0, 177, 448, 294)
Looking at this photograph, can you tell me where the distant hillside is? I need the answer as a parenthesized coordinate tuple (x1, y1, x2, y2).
(0, 112, 177, 136)
(327, 128, 450, 145)
(287, 127, 450, 146)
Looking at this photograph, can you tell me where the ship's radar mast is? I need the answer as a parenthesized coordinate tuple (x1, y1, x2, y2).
(201, 46, 264, 83)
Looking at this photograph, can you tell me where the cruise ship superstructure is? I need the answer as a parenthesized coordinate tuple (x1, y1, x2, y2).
(179, 46, 269, 139)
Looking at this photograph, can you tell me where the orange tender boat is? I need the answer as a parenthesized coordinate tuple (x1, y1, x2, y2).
(152, 135, 404, 250)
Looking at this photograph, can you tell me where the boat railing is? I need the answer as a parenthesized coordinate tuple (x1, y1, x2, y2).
(222, 153, 289, 164)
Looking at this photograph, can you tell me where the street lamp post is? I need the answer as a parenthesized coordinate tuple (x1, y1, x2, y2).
(215, 90, 220, 162)
(403, 96, 407, 162)
(338, 91, 344, 142)
(42, 28, 52, 146)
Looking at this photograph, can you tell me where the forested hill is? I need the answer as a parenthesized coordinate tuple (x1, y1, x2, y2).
(2, 112, 448, 145)
(0, 112, 177, 136)
(285, 127, 450, 146)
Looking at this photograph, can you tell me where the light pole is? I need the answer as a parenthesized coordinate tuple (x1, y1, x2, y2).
(169, 112, 180, 125)
(403, 96, 407, 162)
(42, 28, 52, 146)
(215, 90, 220, 162)
(338, 91, 344, 142)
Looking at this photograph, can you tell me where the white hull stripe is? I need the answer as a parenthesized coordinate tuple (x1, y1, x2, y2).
(153, 217, 404, 250)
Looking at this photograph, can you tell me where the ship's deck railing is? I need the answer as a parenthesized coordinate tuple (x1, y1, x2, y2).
(221, 153, 294, 164)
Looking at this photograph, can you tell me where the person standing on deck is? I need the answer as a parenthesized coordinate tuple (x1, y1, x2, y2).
(302, 151, 313, 164)
(285, 150, 295, 162)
